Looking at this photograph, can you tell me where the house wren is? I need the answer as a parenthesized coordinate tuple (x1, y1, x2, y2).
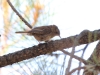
(16, 25, 61, 42)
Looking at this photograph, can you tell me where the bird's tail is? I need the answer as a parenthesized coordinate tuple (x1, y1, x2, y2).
(15, 31, 29, 33)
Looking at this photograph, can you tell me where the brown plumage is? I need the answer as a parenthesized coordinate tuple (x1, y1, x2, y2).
(16, 25, 61, 42)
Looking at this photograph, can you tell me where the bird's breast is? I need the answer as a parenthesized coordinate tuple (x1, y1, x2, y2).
(33, 33, 55, 41)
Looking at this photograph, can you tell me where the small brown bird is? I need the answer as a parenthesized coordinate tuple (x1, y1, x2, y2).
(16, 25, 61, 42)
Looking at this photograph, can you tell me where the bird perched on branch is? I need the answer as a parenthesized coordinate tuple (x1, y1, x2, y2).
(16, 25, 61, 42)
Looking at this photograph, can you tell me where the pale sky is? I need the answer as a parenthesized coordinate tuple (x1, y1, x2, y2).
(53, 0, 100, 75)
(52, 0, 100, 58)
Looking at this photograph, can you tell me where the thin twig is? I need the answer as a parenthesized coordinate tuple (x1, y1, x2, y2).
(65, 38, 79, 75)
(67, 66, 85, 75)
(77, 44, 88, 75)
(65, 45, 75, 74)
(61, 50, 87, 64)
(7, 0, 32, 29)
(60, 55, 67, 75)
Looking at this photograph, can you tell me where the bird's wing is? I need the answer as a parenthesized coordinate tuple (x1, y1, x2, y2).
(30, 26, 51, 34)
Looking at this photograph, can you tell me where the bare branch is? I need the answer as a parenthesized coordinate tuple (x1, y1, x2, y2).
(7, 0, 32, 29)
(77, 44, 89, 75)
(62, 50, 87, 64)
(65, 38, 78, 74)
(0, 29, 100, 67)
(67, 66, 85, 75)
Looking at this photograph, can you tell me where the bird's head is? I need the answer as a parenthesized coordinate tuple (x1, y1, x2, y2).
(52, 25, 61, 38)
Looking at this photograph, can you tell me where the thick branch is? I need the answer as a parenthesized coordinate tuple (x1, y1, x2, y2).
(0, 29, 100, 67)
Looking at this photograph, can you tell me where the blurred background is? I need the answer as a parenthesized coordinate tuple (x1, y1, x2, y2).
(0, 0, 100, 75)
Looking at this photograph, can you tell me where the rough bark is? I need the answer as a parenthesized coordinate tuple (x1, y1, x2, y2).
(0, 29, 100, 67)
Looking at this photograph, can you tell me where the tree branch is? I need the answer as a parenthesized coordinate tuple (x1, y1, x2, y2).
(7, 0, 32, 29)
(67, 66, 85, 75)
(65, 38, 77, 74)
(0, 29, 100, 67)
(77, 44, 88, 75)
(62, 50, 87, 65)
